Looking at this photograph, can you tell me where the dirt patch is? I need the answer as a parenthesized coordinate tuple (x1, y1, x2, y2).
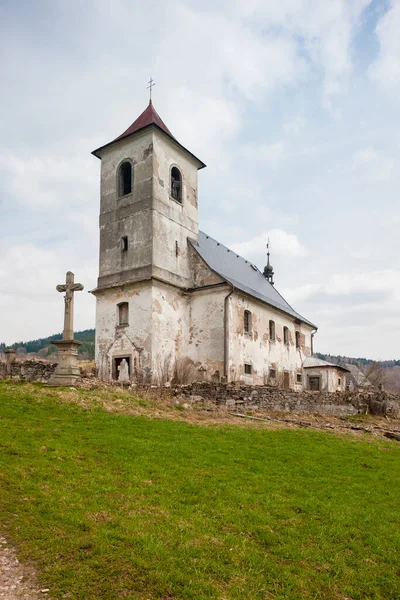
(0, 536, 48, 599)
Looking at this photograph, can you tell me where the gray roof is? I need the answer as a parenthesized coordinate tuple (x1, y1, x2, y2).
(303, 356, 350, 371)
(189, 231, 317, 328)
(344, 363, 372, 387)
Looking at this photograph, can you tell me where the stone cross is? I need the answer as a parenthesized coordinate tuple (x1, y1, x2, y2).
(56, 271, 84, 340)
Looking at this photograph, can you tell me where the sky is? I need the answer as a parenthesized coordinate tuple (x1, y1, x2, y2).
(0, 0, 399, 359)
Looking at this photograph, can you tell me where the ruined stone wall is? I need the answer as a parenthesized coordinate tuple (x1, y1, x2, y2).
(174, 382, 400, 418)
(0, 360, 57, 382)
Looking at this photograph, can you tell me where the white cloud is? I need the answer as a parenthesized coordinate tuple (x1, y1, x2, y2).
(283, 116, 306, 135)
(352, 146, 397, 181)
(281, 283, 321, 304)
(325, 270, 400, 297)
(259, 142, 285, 162)
(369, 1, 400, 89)
(231, 228, 307, 262)
(0, 240, 96, 344)
(233, 0, 372, 103)
(0, 149, 97, 210)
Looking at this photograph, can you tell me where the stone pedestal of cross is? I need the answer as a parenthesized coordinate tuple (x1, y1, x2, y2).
(48, 271, 85, 387)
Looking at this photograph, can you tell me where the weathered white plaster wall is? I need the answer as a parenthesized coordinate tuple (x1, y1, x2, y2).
(152, 132, 201, 287)
(151, 283, 226, 385)
(97, 130, 154, 285)
(95, 281, 153, 382)
(186, 287, 226, 381)
(151, 281, 189, 384)
(227, 292, 313, 387)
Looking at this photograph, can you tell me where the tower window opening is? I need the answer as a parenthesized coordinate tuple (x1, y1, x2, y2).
(118, 161, 132, 197)
(117, 302, 129, 326)
(171, 167, 182, 202)
(244, 363, 252, 375)
(121, 236, 128, 252)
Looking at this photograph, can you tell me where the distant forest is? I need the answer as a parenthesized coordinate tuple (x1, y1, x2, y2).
(0, 329, 95, 359)
(1, 333, 400, 374)
(315, 353, 400, 369)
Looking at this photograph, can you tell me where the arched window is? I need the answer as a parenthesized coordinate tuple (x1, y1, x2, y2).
(295, 331, 301, 349)
(118, 161, 132, 197)
(171, 167, 182, 202)
(283, 326, 289, 346)
(244, 310, 252, 334)
(117, 302, 129, 326)
(269, 320, 275, 342)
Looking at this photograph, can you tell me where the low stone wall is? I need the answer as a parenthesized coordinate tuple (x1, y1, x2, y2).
(0, 360, 57, 382)
(173, 382, 400, 418)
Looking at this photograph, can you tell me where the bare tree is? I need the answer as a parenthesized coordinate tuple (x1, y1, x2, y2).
(364, 361, 386, 389)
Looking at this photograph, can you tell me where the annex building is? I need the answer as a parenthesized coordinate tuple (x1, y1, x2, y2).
(91, 100, 345, 392)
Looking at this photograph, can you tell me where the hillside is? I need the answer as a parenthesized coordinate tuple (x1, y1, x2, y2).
(315, 352, 400, 369)
(0, 381, 399, 600)
(0, 329, 95, 359)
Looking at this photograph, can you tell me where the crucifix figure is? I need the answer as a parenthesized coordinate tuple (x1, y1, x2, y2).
(147, 77, 155, 102)
(56, 271, 84, 340)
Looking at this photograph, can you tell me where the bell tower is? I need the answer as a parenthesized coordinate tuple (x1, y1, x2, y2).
(91, 99, 206, 382)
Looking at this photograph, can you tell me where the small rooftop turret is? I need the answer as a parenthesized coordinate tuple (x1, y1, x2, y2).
(263, 241, 274, 285)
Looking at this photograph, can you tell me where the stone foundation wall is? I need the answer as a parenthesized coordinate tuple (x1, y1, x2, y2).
(173, 382, 400, 418)
(0, 360, 57, 382)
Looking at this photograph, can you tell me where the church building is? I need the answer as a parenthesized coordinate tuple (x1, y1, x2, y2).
(91, 100, 338, 391)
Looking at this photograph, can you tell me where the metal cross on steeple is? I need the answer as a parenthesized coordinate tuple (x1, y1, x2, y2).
(147, 77, 155, 103)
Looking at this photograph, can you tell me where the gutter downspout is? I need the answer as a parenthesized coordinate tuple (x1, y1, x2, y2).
(224, 284, 234, 382)
(311, 329, 317, 355)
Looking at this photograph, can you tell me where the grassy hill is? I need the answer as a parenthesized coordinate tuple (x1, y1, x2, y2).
(0, 329, 95, 358)
(0, 381, 399, 599)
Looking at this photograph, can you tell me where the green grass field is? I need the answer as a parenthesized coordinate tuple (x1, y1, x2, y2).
(0, 381, 399, 599)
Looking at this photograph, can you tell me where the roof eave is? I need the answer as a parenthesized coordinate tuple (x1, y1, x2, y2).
(188, 237, 317, 329)
(92, 123, 207, 169)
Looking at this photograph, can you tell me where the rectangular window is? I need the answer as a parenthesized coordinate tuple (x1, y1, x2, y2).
(118, 302, 129, 326)
(269, 320, 275, 342)
(295, 331, 301, 349)
(296, 373, 302, 383)
(308, 375, 320, 391)
(244, 310, 251, 334)
(121, 236, 128, 252)
(338, 377, 341, 386)
(283, 326, 289, 345)
(269, 368, 276, 379)
(244, 363, 252, 375)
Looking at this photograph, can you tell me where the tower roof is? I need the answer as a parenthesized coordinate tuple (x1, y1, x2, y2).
(92, 101, 206, 168)
(113, 100, 175, 143)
